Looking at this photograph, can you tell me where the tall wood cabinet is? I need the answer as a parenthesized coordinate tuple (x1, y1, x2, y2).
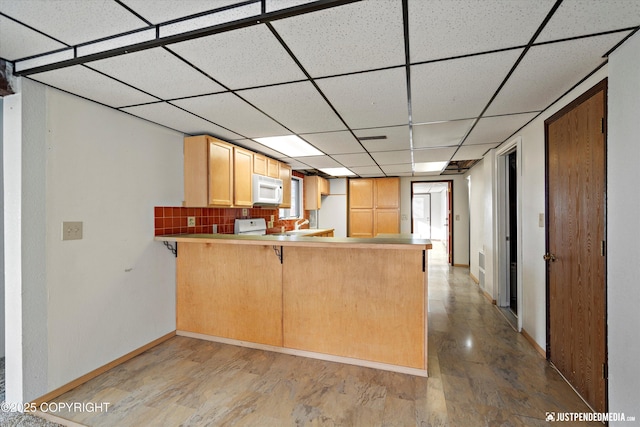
(348, 177, 400, 237)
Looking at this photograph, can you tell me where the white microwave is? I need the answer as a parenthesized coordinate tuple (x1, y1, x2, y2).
(252, 174, 283, 206)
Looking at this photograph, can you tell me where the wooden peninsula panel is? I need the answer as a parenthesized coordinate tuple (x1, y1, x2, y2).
(176, 242, 283, 346)
(282, 246, 426, 369)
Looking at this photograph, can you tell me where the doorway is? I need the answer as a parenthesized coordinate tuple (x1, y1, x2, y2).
(411, 180, 453, 264)
(545, 80, 607, 413)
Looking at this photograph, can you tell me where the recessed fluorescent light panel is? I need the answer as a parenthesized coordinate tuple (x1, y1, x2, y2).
(254, 135, 323, 157)
(320, 167, 356, 177)
(414, 161, 448, 173)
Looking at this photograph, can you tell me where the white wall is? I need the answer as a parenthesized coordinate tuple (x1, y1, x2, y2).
(430, 192, 442, 240)
(0, 96, 4, 358)
(4, 79, 183, 402)
(607, 31, 640, 423)
(401, 175, 469, 266)
(467, 158, 485, 283)
(466, 65, 608, 350)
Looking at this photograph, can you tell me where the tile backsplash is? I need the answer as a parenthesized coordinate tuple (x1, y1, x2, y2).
(154, 206, 309, 236)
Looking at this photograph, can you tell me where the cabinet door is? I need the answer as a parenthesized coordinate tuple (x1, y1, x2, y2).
(184, 135, 209, 207)
(254, 153, 267, 175)
(304, 176, 321, 210)
(375, 177, 400, 209)
(177, 243, 283, 346)
(374, 209, 400, 236)
(349, 179, 374, 209)
(349, 209, 374, 238)
(320, 177, 330, 195)
(208, 139, 234, 206)
(234, 147, 253, 207)
(279, 163, 292, 208)
(267, 158, 279, 178)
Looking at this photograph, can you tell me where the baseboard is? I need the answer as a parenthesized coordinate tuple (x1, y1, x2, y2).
(469, 272, 479, 284)
(177, 330, 428, 378)
(521, 328, 546, 358)
(453, 263, 470, 268)
(481, 288, 496, 305)
(31, 331, 176, 406)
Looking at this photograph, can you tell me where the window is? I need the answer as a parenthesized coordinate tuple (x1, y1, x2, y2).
(279, 176, 303, 219)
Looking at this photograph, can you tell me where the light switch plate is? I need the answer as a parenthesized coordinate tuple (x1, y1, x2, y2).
(187, 216, 196, 227)
(62, 221, 83, 240)
(539, 213, 545, 228)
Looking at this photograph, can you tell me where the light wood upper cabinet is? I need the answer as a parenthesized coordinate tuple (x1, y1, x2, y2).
(267, 158, 279, 178)
(184, 135, 234, 207)
(348, 177, 400, 236)
(253, 153, 267, 175)
(279, 162, 292, 209)
(349, 179, 374, 209)
(305, 176, 330, 210)
(375, 177, 400, 209)
(234, 146, 253, 207)
(184, 135, 291, 208)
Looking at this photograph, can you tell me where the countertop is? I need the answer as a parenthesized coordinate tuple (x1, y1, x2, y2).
(155, 231, 432, 250)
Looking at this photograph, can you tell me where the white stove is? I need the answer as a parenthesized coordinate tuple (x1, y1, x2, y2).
(234, 218, 267, 235)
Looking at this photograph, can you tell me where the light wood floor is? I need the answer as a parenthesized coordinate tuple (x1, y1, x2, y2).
(48, 243, 601, 426)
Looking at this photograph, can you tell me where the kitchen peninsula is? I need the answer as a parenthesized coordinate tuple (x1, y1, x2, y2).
(157, 232, 431, 376)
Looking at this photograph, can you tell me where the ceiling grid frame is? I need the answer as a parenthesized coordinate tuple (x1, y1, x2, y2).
(2, 0, 639, 177)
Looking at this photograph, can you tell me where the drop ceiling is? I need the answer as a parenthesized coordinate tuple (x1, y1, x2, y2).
(1, 0, 638, 177)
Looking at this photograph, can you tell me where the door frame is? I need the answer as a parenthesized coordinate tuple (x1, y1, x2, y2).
(495, 137, 523, 331)
(544, 79, 608, 410)
(410, 180, 454, 264)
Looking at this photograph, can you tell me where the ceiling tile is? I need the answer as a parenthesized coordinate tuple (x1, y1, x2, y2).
(486, 33, 627, 116)
(350, 165, 384, 176)
(121, 102, 241, 139)
(279, 157, 313, 170)
(465, 112, 538, 145)
(537, 0, 640, 43)
(331, 153, 376, 167)
(271, 0, 404, 77)
(413, 147, 457, 162)
(411, 49, 523, 123)
(88, 48, 224, 100)
(266, 0, 316, 13)
(0, 15, 67, 61)
(300, 131, 364, 155)
(380, 164, 413, 175)
(0, 0, 147, 45)
(294, 155, 342, 169)
(413, 119, 475, 149)
(121, 0, 247, 25)
(317, 68, 408, 129)
(409, 0, 554, 62)
(354, 126, 410, 152)
(168, 25, 306, 90)
(452, 143, 499, 161)
(30, 66, 158, 108)
(233, 139, 285, 159)
(370, 150, 412, 165)
(172, 93, 289, 138)
(238, 81, 345, 134)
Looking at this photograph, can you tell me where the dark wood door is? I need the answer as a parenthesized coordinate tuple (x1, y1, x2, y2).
(546, 81, 607, 412)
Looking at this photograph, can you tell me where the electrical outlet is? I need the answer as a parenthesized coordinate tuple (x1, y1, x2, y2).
(242, 208, 248, 216)
(270, 215, 275, 222)
(268, 220, 274, 228)
(62, 221, 83, 241)
(187, 216, 196, 227)
(212, 224, 218, 233)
